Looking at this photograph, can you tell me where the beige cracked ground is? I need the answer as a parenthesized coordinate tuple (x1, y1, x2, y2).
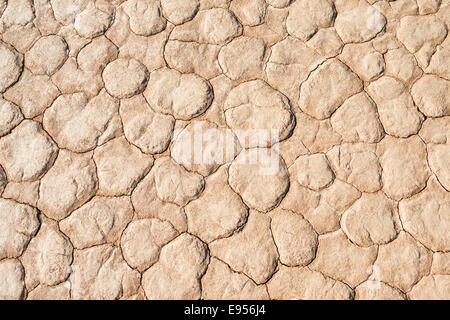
(0, 0, 449, 301)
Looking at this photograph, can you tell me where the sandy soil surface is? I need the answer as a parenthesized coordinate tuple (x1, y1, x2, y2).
(0, 0, 449, 300)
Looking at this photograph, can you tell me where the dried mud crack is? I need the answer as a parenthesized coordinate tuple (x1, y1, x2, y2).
(0, 0, 449, 300)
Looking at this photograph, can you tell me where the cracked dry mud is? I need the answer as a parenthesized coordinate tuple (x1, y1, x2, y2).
(0, 0, 449, 301)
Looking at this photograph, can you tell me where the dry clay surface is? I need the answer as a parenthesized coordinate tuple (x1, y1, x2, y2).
(0, 0, 449, 300)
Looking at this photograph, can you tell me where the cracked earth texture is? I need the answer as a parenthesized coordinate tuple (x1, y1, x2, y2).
(0, 0, 449, 301)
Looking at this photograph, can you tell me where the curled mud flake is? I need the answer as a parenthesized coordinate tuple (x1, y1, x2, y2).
(93, 137, 154, 197)
(230, 0, 267, 27)
(185, 165, 248, 243)
(375, 232, 432, 292)
(74, 2, 115, 38)
(77, 36, 119, 73)
(38, 150, 98, 221)
(224, 80, 295, 148)
(171, 120, 241, 176)
(50, 0, 90, 25)
(0, 0, 447, 301)
(164, 40, 222, 79)
(330, 92, 384, 143)
(0, 41, 23, 93)
(169, 8, 242, 45)
(201, 257, 269, 300)
(144, 68, 213, 121)
(399, 176, 450, 252)
(218, 36, 267, 81)
(0, 259, 25, 300)
(397, 15, 447, 54)
(409, 275, 450, 300)
(71, 244, 141, 300)
(286, 0, 336, 41)
(0, 120, 58, 182)
(121, 218, 178, 271)
(120, 95, 175, 155)
(160, 0, 199, 25)
(0, 98, 23, 137)
(154, 157, 205, 206)
(4, 69, 60, 119)
(264, 35, 325, 101)
(103, 58, 149, 99)
(123, 0, 167, 36)
(411, 75, 450, 118)
(228, 148, 289, 213)
(25, 35, 69, 76)
(21, 221, 73, 289)
(376, 135, 430, 201)
(0, 199, 40, 260)
(419, 117, 450, 144)
(267, 265, 353, 300)
(131, 169, 188, 233)
(427, 144, 450, 191)
(327, 143, 382, 193)
(367, 77, 424, 138)
(384, 48, 422, 83)
(298, 58, 363, 120)
(307, 27, 343, 59)
(334, 0, 386, 43)
(142, 233, 209, 300)
(59, 196, 134, 249)
(341, 192, 399, 247)
(304, 180, 361, 235)
(355, 282, 406, 300)
(209, 210, 279, 284)
(310, 230, 378, 288)
(1, 181, 40, 207)
(339, 42, 385, 81)
(27, 283, 70, 300)
(270, 208, 318, 267)
(289, 153, 335, 192)
(44, 91, 122, 153)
